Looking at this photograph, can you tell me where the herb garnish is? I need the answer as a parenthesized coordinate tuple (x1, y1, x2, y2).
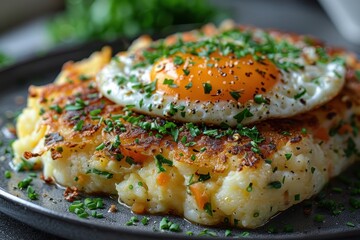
(233, 108, 253, 123)
(155, 154, 173, 172)
(203, 83, 212, 94)
(86, 168, 113, 179)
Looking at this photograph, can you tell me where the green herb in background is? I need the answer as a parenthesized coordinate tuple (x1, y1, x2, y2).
(48, 0, 228, 43)
(0, 52, 13, 68)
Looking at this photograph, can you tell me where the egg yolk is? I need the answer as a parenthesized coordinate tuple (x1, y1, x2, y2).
(150, 52, 280, 103)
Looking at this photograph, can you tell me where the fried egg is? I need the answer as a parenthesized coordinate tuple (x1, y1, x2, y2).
(97, 26, 345, 126)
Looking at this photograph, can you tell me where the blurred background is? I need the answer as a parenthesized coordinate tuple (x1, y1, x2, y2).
(0, 0, 359, 68)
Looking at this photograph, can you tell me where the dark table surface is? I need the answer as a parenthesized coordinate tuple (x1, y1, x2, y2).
(1, 0, 359, 239)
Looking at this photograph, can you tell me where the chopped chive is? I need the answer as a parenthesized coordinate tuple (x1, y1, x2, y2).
(268, 181, 282, 189)
(73, 120, 84, 131)
(155, 154, 173, 172)
(182, 68, 190, 76)
(202, 83, 212, 94)
(346, 222, 355, 227)
(18, 176, 33, 189)
(126, 216, 139, 226)
(314, 214, 325, 222)
(254, 94, 267, 104)
(173, 55, 184, 65)
(285, 153, 292, 160)
(355, 70, 360, 82)
(163, 78, 178, 88)
(283, 224, 294, 233)
(49, 104, 63, 114)
(95, 142, 106, 151)
(4, 170, 11, 179)
(246, 182, 253, 192)
(233, 108, 253, 123)
(141, 216, 150, 225)
(294, 88, 307, 100)
(230, 91, 241, 101)
(86, 168, 113, 179)
(90, 109, 101, 116)
(185, 82, 193, 90)
(26, 186, 38, 200)
(204, 202, 213, 216)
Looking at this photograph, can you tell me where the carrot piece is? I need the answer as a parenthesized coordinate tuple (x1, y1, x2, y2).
(189, 182, 209, 209)
(121, 147, 148, 163)
(131, 202, 146, 214)
(156, 172, 170, 187)
(338, 124, 352, 135)
(313, 127, 329, 141)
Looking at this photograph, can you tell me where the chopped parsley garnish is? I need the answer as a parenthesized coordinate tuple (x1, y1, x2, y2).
(202, 83, 212, 94)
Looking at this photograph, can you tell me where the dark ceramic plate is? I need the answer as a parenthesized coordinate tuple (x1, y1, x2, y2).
(1, 40, 360, 240)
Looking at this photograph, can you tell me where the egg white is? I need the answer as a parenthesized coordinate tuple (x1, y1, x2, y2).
(97, 35, 345, 127)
